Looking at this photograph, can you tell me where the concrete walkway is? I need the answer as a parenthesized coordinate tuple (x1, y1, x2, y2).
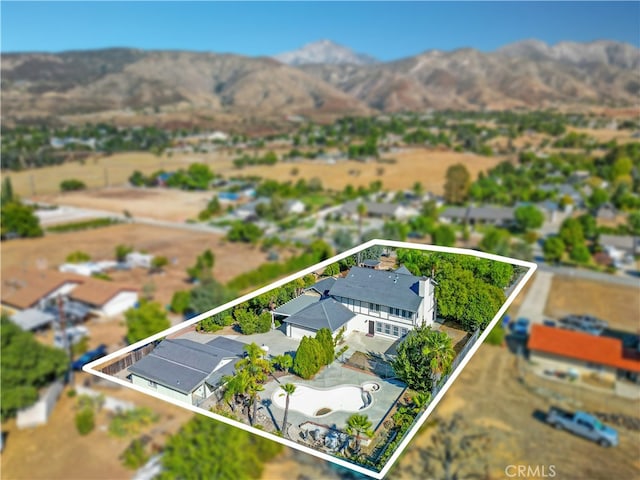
(516, 270, 554, 324)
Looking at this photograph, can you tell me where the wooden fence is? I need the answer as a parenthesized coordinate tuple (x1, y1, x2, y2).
(100, 343, 156, 376)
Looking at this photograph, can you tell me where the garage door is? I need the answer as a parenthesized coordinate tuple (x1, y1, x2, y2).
(288, 325, 316, 340)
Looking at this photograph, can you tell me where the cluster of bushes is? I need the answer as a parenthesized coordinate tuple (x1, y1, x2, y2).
(60, 179, 87, 192)
(198, 196, 222, 221)
(47, 217, 120, 233)
(235, 308, 272, 335)
(129, 163, 214, 190)
(233, 151, 278, 169)
(1, 178, 43, 240)
(226, 222, 263, 244)
(226, 240, 332, 291)
(109, 407, 159, 437)
(292, 328, 335, 379)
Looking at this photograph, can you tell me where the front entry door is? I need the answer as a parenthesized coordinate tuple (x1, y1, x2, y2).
(368, 321, 375, 335)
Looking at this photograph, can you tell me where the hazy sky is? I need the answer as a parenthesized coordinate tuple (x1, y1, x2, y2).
(2, 1, 639, 58)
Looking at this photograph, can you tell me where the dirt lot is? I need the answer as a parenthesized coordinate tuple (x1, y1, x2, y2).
(1, 223, 272, 306)
(36, 187, 216, 222)
(544, 275, 640, 331)
(263, 345, 640, 480)
(1, 375, 193, 480)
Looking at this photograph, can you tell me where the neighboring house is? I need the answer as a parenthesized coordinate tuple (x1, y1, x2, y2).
(596, 203, 618, 221)
(59, 261, 117, 277)
(285, 199, 306, 215)
(360, 259, 381, 269)
(599, 235, 640, 264)
(10, 309, 56, 332)
(232, 198, 269, 220)
(528, 325, 640, 398)
(126, 252, 154, 269)
(1, 268, 82, 315)
(341, 201, 418, 221)
(278, 265, 436, 340)
(129, 337, 246, 406)
(440, 206, 516, 228)
(69, 282, 138, 317)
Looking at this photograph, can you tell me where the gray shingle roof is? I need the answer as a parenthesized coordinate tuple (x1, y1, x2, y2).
(10, 309, 55, 331)
(329, 266, 424, 312)
(440, 206, 514, 222)
(307, 277, 336, 295)
(394, 264, 413, 275)
(600, 234, 640, 253)
(362, 259, 381, 267)
(285, 298, 355, 332)
(129, 337, 245, 394)
(274, 293, 322, 317)
(341, 200, 399, 217)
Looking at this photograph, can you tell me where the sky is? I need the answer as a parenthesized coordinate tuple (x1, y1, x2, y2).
(2, 1, 639, 59)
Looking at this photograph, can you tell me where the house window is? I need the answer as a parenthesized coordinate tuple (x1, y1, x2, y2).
(369, 303, 380, 312)
(148, 380, 157, 388)
(384, 323, 391, 335)
(392, 325, 399, 337)
(376, 322, 382, 333)
(401, 328, 408, 337)
(402, 310, 411, 319)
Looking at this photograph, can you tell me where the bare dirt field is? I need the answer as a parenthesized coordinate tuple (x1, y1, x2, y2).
(1, 377, 193, 480)
(1, 223, 271, 306)
(227, 149, 505, 194)
(544, 275, 640, 331)
(36, 187, 216, 222)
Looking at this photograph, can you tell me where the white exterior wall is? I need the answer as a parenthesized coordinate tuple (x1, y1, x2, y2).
(101, 291, 138, 317)
(39, 282, 81, 308)
(288, 325, 316, 340)
(131, 374, 192, 404)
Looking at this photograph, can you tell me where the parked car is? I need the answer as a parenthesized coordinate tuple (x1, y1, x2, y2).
(72, 344, 108, 370)
(510, 317, 530, 336)
(558, 315, 607, 335)
(546, 407, 618, 447)
(543, 319, 556, 327)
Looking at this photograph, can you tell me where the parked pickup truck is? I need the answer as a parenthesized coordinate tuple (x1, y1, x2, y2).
(546, 408, 619, 447)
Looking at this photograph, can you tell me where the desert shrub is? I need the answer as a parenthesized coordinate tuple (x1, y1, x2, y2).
(60, 179, 86, 192)
(121, 438, 149, 470)
(75, 408, 95, 435)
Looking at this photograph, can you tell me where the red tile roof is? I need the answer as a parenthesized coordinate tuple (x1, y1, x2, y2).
(528, 324, 640, 373)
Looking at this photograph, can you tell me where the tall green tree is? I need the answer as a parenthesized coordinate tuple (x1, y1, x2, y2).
(514, 205, 544, 231)
(393, 326, 455, 393)
(443, 164, 471, 205)
(1, 202, 43, 239)
(160, 415, 282, 480)
(124, 301, 170, 344)
(1, 176, 15, 206)
(543, 236, 565, 263)
(315, 328, 335, 366)
(279, 383, 296, 436)
(292, 336, 324, 379)
(1, 316, 68, 419)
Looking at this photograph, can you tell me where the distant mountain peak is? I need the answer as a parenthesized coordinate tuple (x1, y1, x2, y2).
(274, 40, 378, 66)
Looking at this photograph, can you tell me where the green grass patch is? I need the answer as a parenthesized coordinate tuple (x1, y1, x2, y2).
(46, 217, 121, 233)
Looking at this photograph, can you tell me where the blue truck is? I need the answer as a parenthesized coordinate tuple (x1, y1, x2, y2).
(546, 407, 619, 447)
(72, 344, 108, 370)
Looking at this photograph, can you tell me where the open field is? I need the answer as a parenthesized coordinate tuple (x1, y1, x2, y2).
(4, 151, 236, 197)
(1, 223, 272, 306)
(36, 187, 216, 222)
(1, 376, 193, 480)
(544, 275, 640, 331)
(226, 149, 505, 194)
(6, 148, 505, 199)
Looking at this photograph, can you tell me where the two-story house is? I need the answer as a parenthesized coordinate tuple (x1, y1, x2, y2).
(277, 265, 436, 340)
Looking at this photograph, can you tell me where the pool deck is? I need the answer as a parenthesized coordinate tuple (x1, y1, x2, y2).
(260, 361, 406, 434)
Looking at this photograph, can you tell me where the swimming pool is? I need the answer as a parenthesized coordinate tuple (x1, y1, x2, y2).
(272, 383, 375, 417)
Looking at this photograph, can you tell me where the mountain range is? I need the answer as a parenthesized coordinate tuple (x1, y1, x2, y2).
(2, 40, 639, 127)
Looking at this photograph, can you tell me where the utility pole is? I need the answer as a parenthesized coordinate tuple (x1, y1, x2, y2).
(58, 296, 74, 386)
(30, 174, 36, 196)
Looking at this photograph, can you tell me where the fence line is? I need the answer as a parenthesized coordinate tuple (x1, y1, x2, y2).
(100, 343, 156, 376)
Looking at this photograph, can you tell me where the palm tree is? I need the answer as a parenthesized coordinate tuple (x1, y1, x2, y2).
(356, 202, 367, 242)
(422, 331, 455, 390)
(345, 414, 374, 453)
(248, 380, 264, 425)
(411, 392, 431, 414)
(279, 383, 296, 436)
(222, 370, 250, 412)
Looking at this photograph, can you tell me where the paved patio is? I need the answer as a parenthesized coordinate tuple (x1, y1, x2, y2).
(260, 362, 406, 435)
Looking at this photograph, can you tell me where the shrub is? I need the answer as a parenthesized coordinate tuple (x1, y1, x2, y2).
(47, 217, 120, 233)
(170, 290, 190, 314)
(109, 407, 159, 437)
(293, 336, 324, 379)
(75, 408, 95, 435)
(66, 250, 91, 263)
(484, 323, 505, 346)
(121, 438, 149, 470)
(323, 263, 340, 276)
(60, 179, 87, 192)
(227, 222, 263, 244)
(315, 328, 335, 366)
(235, 308, 271, 335)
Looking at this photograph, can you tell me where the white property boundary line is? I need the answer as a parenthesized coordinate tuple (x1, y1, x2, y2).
(85, 239, 537, 479)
